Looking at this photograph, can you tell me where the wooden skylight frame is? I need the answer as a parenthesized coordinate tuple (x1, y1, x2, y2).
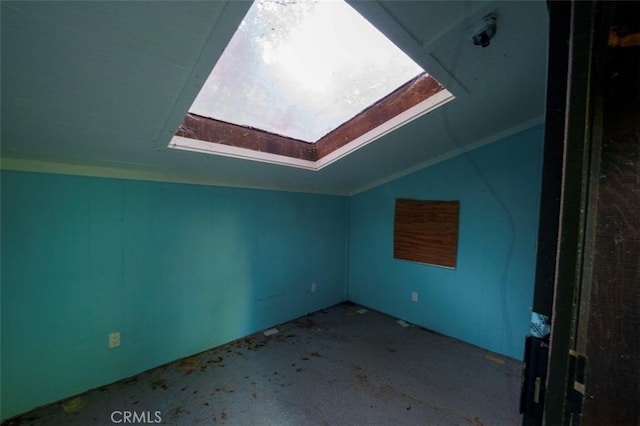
(170, 73, 453, 170)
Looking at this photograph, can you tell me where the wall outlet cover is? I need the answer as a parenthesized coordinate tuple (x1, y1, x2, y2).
(109, 332, 120, 348)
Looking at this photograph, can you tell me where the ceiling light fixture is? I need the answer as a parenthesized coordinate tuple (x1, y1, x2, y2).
(470, 14, 498, 48)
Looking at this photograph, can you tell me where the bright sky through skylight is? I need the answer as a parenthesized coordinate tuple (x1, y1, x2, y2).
(189, 0, 425, 143)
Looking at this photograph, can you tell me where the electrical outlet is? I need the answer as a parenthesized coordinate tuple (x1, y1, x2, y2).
(411, 292, 419, 303)
(311, 282, 317, 293)
(109, 332, 120, 348)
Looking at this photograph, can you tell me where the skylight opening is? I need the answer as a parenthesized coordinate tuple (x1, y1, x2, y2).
(188, 0, 424, 142)
(170, 0, 454, 170)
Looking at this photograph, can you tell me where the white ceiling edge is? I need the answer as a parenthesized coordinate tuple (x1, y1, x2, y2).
(347, 115, 546, 196)
(0, 156, 346, 196)
(1, 114, 544, 198)
(168, 89, 454, 171)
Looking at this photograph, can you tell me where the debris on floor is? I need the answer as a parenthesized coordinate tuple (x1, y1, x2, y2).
(179, 356, 201, 373)
(484, 353, 506, 365)
(151, 379, 169, 390)
(8, 303, 522, 426)
(61, 396, 85, 415)
(356, 308, 368, 314)
(263, 328, 279, 336)
(396, 319, 411, 328)
(295, 317, 316, 329)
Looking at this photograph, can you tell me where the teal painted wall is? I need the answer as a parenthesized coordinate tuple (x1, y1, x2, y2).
(0, 172, 348, 420)
(0, 125, 544, 419)
(347, 125, 544, 360)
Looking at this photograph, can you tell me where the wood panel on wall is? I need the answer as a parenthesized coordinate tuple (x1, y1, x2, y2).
(393, 199, 459, 268)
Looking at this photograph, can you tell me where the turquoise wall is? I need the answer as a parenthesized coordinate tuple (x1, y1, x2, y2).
(347, 125, 544, 360)
(0, 172, 348, 420)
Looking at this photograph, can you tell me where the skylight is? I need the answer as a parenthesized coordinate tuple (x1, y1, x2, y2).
(170, 0, 454, 170)
(188, 0, 424, 143)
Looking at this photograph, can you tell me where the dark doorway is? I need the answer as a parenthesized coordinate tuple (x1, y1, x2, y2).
(523, 1, 639, 425)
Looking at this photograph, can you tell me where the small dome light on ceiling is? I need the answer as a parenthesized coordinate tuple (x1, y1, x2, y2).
(470, 14, 498, 48)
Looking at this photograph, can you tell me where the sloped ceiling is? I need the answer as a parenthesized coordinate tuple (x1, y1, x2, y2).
(0, 1, 548, 195)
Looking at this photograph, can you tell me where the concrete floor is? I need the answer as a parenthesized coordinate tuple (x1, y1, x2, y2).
(5, 303, 523, 425)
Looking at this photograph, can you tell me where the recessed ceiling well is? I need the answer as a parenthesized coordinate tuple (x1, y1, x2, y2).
(169, 0, 453, 170)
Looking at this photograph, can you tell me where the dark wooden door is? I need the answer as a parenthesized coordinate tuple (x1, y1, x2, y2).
(526, 2, 639, 425)
(575, 2, 640, 424)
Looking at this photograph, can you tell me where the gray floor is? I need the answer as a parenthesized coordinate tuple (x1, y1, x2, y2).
(5, 303, 523, 425)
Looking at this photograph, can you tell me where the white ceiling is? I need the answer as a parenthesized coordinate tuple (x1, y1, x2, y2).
(0, 1, 549, 195)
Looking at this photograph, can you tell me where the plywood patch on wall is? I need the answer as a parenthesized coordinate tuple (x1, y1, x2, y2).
(394, 199, 460, 268)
